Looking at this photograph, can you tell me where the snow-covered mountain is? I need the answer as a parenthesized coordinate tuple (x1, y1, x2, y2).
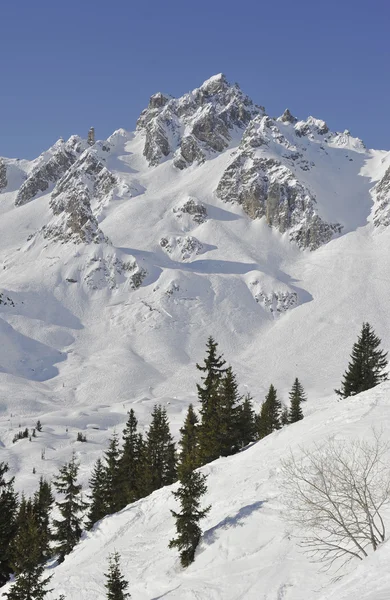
(1, 73, 390, 599)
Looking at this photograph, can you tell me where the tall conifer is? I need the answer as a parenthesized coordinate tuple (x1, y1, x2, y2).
(145, 405, 177, 494)
(87, 458, 108, 528)
(0, 461, 18, 586)
(336, 322, 388, 398)
(256, 385, 281, 439)
(288, 378, 305, 423)
(104, 552, 130, 599)
(178, 404, 200, 479)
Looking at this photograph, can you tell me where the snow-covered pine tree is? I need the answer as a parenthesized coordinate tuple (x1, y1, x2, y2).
(144, 405, 177, 494)
(0, 461, 18, 586)
(197, 337, 227, 465)
(217, 367, 242, 457)
(169, 469, 210, 568)
(33, 477, 54, 563)
(288, 378, 306, 423)
(256, 384, 281, 439)
(103, 433, 125, 513)
(6, 500, 52, 600)
(119, 409, 142, 504)
(336, 322, 388, 398)
(237, 393, 257, 448)
(104, 551, 131, 599)
(52, 454, 88, 563)
(178, 404, 200, 479)
(87, 458, 108, 528)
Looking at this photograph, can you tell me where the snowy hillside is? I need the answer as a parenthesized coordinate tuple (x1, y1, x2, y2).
(0, 73, 390, 598)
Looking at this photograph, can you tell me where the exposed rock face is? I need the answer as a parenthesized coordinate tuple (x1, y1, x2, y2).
(15, 136, 87, 206)
(248, 276, 297, 316)
(173, 197, 207, 224)
(373, 166, 390, 226)
(137, 74, 263, 168)
(42, 147, 116, 244)
(160, 235, 204, 260)
(294, 116, 329, 137)
(84, 254, 146, 290)
(216, 114, 342, 250)
(278, 109, 297, 124)
(0, 159, 7, 191)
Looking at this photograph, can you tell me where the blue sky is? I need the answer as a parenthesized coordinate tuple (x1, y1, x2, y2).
(1, 0, 389, 158)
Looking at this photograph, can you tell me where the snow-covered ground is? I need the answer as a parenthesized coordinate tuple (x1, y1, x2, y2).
(0, 74, 390, 598)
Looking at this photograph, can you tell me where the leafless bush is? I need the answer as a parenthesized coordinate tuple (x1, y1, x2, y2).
(281, 432, 390, 570)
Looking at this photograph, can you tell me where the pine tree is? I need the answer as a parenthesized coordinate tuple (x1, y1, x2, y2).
(336, 322, 388, 398)
(103, 433, 125, 514)
(33, 477, 54, 562)
(6, 501, 52, 600)
(0, 461, 18, 586)
(145, 405, 177, 494)
(217, 367, 242, 457)
(178, 404, 200, 479)
(87, 458, 108, 528)
(256, 385, 281, 439)
(197, 337, 227, 465)
(104, 551, 130, 599)
(169, 469, 210, 568)
(237, 394, 257, 447)
(119, 410, 142, 504)
(288, 378, 305, 423)
(52, 454, 88, 563)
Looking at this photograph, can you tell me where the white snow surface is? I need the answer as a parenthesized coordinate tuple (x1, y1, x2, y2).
(0, 75, 390, 598)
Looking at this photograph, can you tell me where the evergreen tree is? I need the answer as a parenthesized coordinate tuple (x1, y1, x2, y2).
(336, 322, 388, 398)
(87, 458, 108, 528)
(280, 405, 289, 426)
(145, 405, 177, 494)
(237, 394, 256, 447)
(33, 477, 54, 562)
(119, 410, 142, 504)
(52, 454, 88, 563)
(6, 501, 52, 600)
(197, 337, 227, 465)
(0, 461, 18, 586)
(288, 378, 305, 423)
(104, 551, 130, 599)
(103, 433, 125, 514)
(177, 404, 200, 479)
(217, 367, 242, 457)
(256, 385, 281, 439)
(169, 469, 210, 568)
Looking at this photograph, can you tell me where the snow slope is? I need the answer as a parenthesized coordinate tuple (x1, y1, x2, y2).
(0, 73, 390, 598)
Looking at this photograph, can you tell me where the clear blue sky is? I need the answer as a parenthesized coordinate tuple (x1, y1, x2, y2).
(1, 0, 389, 158)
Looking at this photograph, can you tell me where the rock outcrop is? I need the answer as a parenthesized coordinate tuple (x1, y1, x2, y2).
(216, 114, 342, 250)
(15, 136, 88, 206)
(373, 165, 390, 227)
(84, 254, 146, 290)
(173, 197, 207, 224)
(0, 159, 7, 191)
(137, 74, 263, 169)
(41, 147, 116, 244)
(160, 235, 204, 260)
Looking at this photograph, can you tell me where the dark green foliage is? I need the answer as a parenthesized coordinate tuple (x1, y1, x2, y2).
(256, 385, 281, 439)
(12, 429, 29, 444)
(6, 500, 52, 600)
(104, 551, 131, 599)
(336, 322, 388, 398)
(288, 378, 305, 423)
(178, 404, 200, 479)
(119, 410, 143, 504)
(197, 337, 227, 464)
(76, 432, 87, 442)
(144, 405, 177, 494)
(33, 478, 54, 563)
(280, 406, 289, 426)
(36, 420, 42, 433)
(237, 394, 257, 448)
(169, 469, 210, 568)
(0, 462, 18, 586)
(103, 433, 125, 514)
(87, 458, 107, 528)
(52, 454, 88, 563)
(217, 367, 242, 457)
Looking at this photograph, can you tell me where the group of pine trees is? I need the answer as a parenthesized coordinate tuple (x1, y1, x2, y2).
(0, 322, 387, 598)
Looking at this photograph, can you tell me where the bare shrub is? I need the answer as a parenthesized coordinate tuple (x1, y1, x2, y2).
(281, 432, 390, 570)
